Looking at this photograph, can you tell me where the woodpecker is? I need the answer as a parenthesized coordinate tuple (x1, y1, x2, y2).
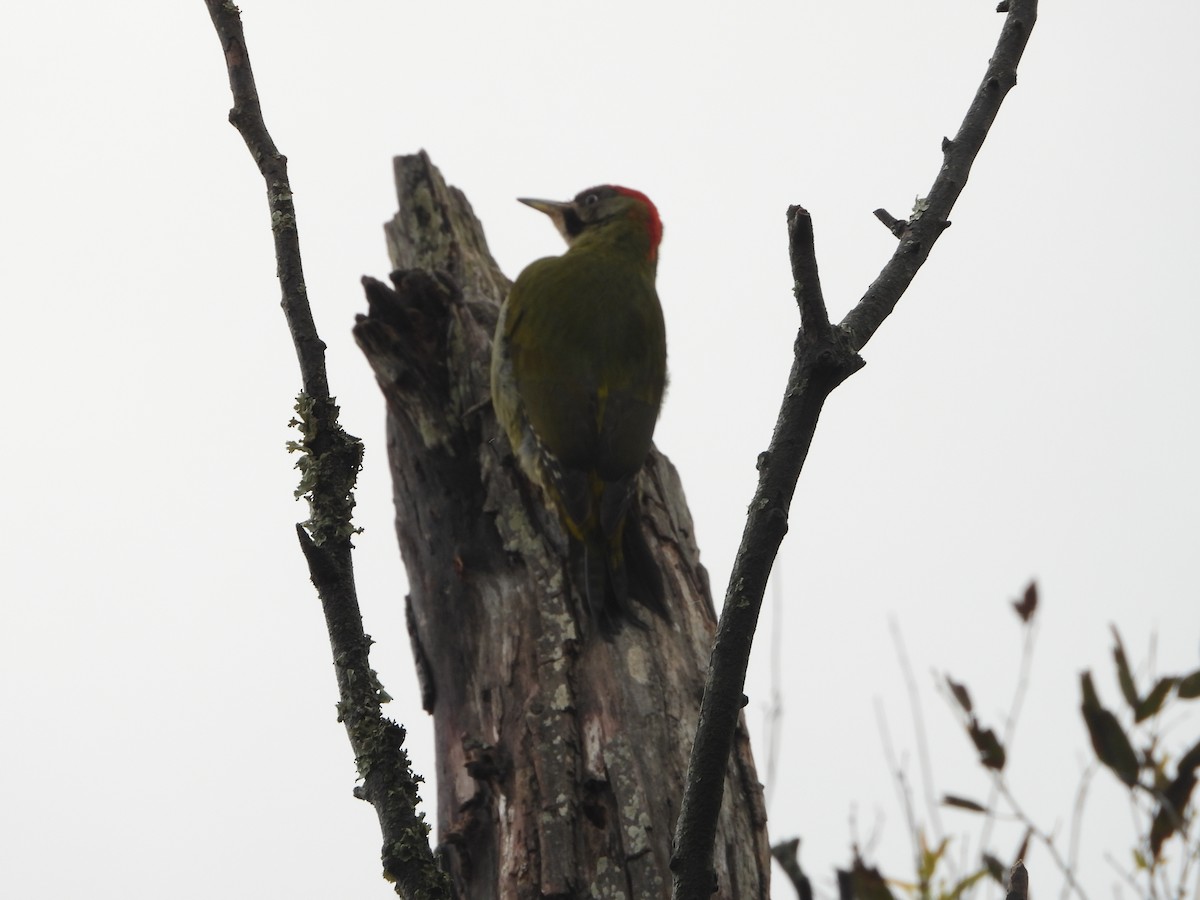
(491, 185, 669, 633)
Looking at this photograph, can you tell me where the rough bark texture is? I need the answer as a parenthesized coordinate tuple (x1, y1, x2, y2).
(353, 152, 770, 899)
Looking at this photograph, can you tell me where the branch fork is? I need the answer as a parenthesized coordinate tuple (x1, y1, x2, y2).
(671, 3, 1038, 896)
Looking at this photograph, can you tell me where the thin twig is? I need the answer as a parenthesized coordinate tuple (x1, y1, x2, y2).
(874, 698, 926, 896)
(889, 619, 945, 843)
(872, 208, 907, 238)
(1002, 614, 1039, 746)
(670, 193, 863, 900)
(203, 1, 327, 399)
(1105, 849, 1145, 899)
(670, 4, 1038, 895)
(981, 615, 1041, 866)
(789, 207, 832, 342)
(842, 0, 1038, 352)
(202, 4, 447, 897)
(994, 776, 1090, 900)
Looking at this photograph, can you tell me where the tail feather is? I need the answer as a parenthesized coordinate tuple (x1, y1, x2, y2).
(572, 536, 612, 626)
(569, 511, 668, 636)
(554, 466, 668, 635)
(622, 514, 668, 621)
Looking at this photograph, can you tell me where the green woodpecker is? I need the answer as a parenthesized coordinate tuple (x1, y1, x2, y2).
(491, 185, 669, 633)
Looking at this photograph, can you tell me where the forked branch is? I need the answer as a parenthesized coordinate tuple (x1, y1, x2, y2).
(670, 3, 1038, 896)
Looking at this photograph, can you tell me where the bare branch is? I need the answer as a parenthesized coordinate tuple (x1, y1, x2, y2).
(670, 3, 1038, 895)
(203, 0, 327, 399)
(993, 776, 1091, 900)
(842, 0, 1038, 351)
(889, 619, 945, 842)
(671, 271, 862, 896)
(202, 4, 447, 897)
(872, 208, 907, 238)
(788, 206, 832, 341)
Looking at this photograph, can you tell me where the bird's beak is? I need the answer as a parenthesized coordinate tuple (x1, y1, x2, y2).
(517, 197, 569, 214)
(518, 197, 575, 245)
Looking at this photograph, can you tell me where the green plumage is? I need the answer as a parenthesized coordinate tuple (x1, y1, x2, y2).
(491, 186, 668, 632)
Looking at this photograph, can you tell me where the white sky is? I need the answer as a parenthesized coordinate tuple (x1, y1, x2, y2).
(2, 2, 1198, 898)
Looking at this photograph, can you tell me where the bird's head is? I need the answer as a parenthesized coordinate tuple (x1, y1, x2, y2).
(518, 185, 663, 260)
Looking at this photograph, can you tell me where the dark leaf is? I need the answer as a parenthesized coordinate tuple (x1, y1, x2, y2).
(942, 794, 987, 813)
(1080, 669, 1100, 707)
(982, 854, 1007, 886)
(969, 717, 1006, 771)
(771, 838, 812, 900)
(1135, 677, 1177, 723)
(1011, 582, 1038, 623)
(1081, 671, 1139, 786)
(1111, 625, 1139, 710)
(836, 869, 853, 900)
(1177, 669, 1200, 699)
(851, 858, 896, 900)
(1178, 738, 1200, 774)
(947, 676, 973, 714)
(1149, 766, 1197, 858)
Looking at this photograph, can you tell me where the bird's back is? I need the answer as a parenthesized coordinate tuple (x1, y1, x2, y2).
(501, 248, 665, 479)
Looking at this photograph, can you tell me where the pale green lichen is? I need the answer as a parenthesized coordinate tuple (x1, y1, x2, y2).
(288, 392, 364, 546)
(621, 807, 653, 856)
(588, 856, 630, 900)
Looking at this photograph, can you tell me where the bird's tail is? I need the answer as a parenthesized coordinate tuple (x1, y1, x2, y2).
(571, 510, 667, 636)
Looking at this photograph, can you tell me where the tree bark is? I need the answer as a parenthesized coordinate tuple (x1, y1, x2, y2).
(354, 152, 770, 899)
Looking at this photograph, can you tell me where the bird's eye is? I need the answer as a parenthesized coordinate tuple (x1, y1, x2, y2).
(583, 193, 599, 206)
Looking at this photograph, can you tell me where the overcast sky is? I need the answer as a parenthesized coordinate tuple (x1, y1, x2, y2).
(3, 2, 1198, 898)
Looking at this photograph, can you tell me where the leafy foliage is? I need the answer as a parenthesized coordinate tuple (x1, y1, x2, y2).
(779, 586, 1198, 900)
